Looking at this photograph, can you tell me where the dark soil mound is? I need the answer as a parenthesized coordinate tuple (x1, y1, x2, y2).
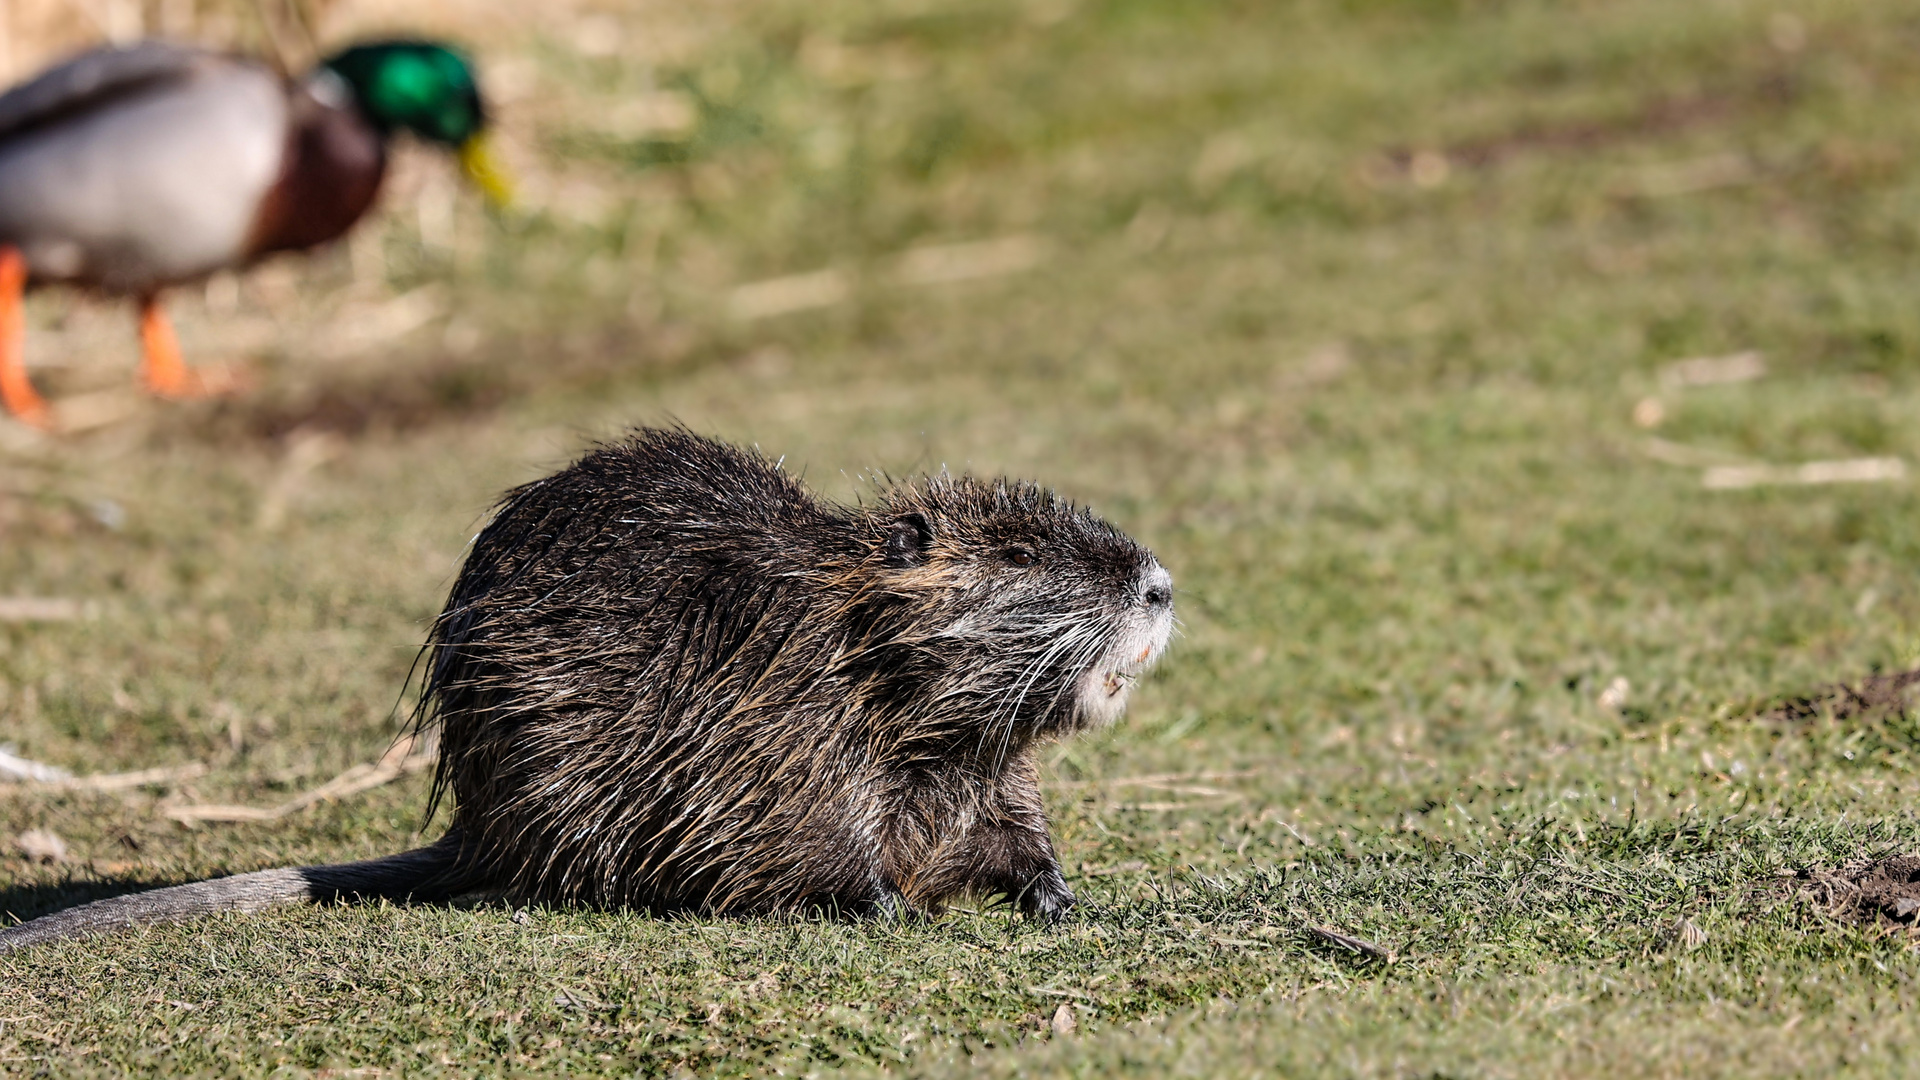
(1762, 668, 1920, 724)
(1796, 856, 1920, 926)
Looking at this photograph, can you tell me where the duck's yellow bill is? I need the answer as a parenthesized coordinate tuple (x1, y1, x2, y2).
(459, 133, 514, 209)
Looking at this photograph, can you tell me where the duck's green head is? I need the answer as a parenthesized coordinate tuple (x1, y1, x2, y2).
(320, 40, 485, 145)
(319, 40, 511, 205)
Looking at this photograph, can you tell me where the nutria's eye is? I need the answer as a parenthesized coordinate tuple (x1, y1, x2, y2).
(1007, 547, 1036, 566)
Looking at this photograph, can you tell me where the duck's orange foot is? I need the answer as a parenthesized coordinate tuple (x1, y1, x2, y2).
(138, 296, 248, 400)
(3, 390, 54, 431)
(0, 247, 50, 430)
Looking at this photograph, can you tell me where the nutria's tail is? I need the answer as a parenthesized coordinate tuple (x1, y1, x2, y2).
(0, 835, 472, 953)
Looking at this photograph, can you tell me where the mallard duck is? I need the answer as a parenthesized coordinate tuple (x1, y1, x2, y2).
(0, 39, 509, 428)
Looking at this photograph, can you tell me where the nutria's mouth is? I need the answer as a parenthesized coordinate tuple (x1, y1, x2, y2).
(1075, 659, 1148, 729)
(1075, 586, 1174, 726)
(1098, 640, 1164, 696)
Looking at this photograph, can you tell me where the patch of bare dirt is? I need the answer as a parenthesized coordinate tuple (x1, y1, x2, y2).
(1760, 668, 1920, 724)
(1792, 856, 1920, 927)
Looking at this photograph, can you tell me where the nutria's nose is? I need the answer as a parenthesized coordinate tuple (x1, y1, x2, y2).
(1140, 565, 1173, 609)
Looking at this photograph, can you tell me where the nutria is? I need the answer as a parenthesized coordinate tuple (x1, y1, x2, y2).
(0, 428, 1173, 950)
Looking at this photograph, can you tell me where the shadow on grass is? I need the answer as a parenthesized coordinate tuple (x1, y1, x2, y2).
(158, 319, 716, 445)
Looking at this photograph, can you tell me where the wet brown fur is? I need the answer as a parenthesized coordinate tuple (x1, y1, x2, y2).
(422, 427, 1173, 920)
(0, 428, 1170, 949)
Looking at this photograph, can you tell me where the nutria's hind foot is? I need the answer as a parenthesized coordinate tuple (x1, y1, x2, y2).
(812, 887, 930, 924)
(858, 891, 932, 924)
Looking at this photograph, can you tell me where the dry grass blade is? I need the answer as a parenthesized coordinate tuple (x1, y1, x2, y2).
(1703, 457, 1906, 490)
(1078, 859, 1149, 877)
(35, 763, 210, 792)
(727, 269, 851, 320)
(1115, 783, 1239, 797)
(162, 736, 434, 824)
(894, 235, 1049, 286)
(1053, 769, 1263, 789)
(1, 757, 210, 798)
(163, 802, 281, 824)
(1307, 925, 1395, 963)
(0, 597, 83, 622)
(1630, 155, 1756, 199)
(1111, 796, 1245, 812)
(0, 749, 72, 783)
(1658, 350, 1766, 389)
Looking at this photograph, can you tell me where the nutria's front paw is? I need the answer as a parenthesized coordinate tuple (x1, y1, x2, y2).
(1017, 870, 1075, 925)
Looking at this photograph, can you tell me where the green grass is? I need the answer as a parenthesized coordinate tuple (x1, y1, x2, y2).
(7, 0, 1920, 1074)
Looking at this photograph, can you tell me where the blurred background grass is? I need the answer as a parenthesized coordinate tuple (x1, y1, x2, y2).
(4, 0, 1920, 1075)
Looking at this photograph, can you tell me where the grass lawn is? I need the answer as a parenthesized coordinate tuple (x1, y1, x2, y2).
(6, 0, 1920, 1074)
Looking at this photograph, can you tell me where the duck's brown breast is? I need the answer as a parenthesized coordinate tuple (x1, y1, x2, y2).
(245, 90, 385, 258)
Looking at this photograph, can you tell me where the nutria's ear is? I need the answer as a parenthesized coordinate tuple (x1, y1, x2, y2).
(883, 513, 933, 567)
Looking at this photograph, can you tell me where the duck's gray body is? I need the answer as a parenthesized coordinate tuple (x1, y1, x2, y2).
(0, 44, 295, 294)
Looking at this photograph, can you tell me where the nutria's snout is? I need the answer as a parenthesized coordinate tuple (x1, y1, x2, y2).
(1139, 563, 1174, 611)
(1078, 559, 1175, 728)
